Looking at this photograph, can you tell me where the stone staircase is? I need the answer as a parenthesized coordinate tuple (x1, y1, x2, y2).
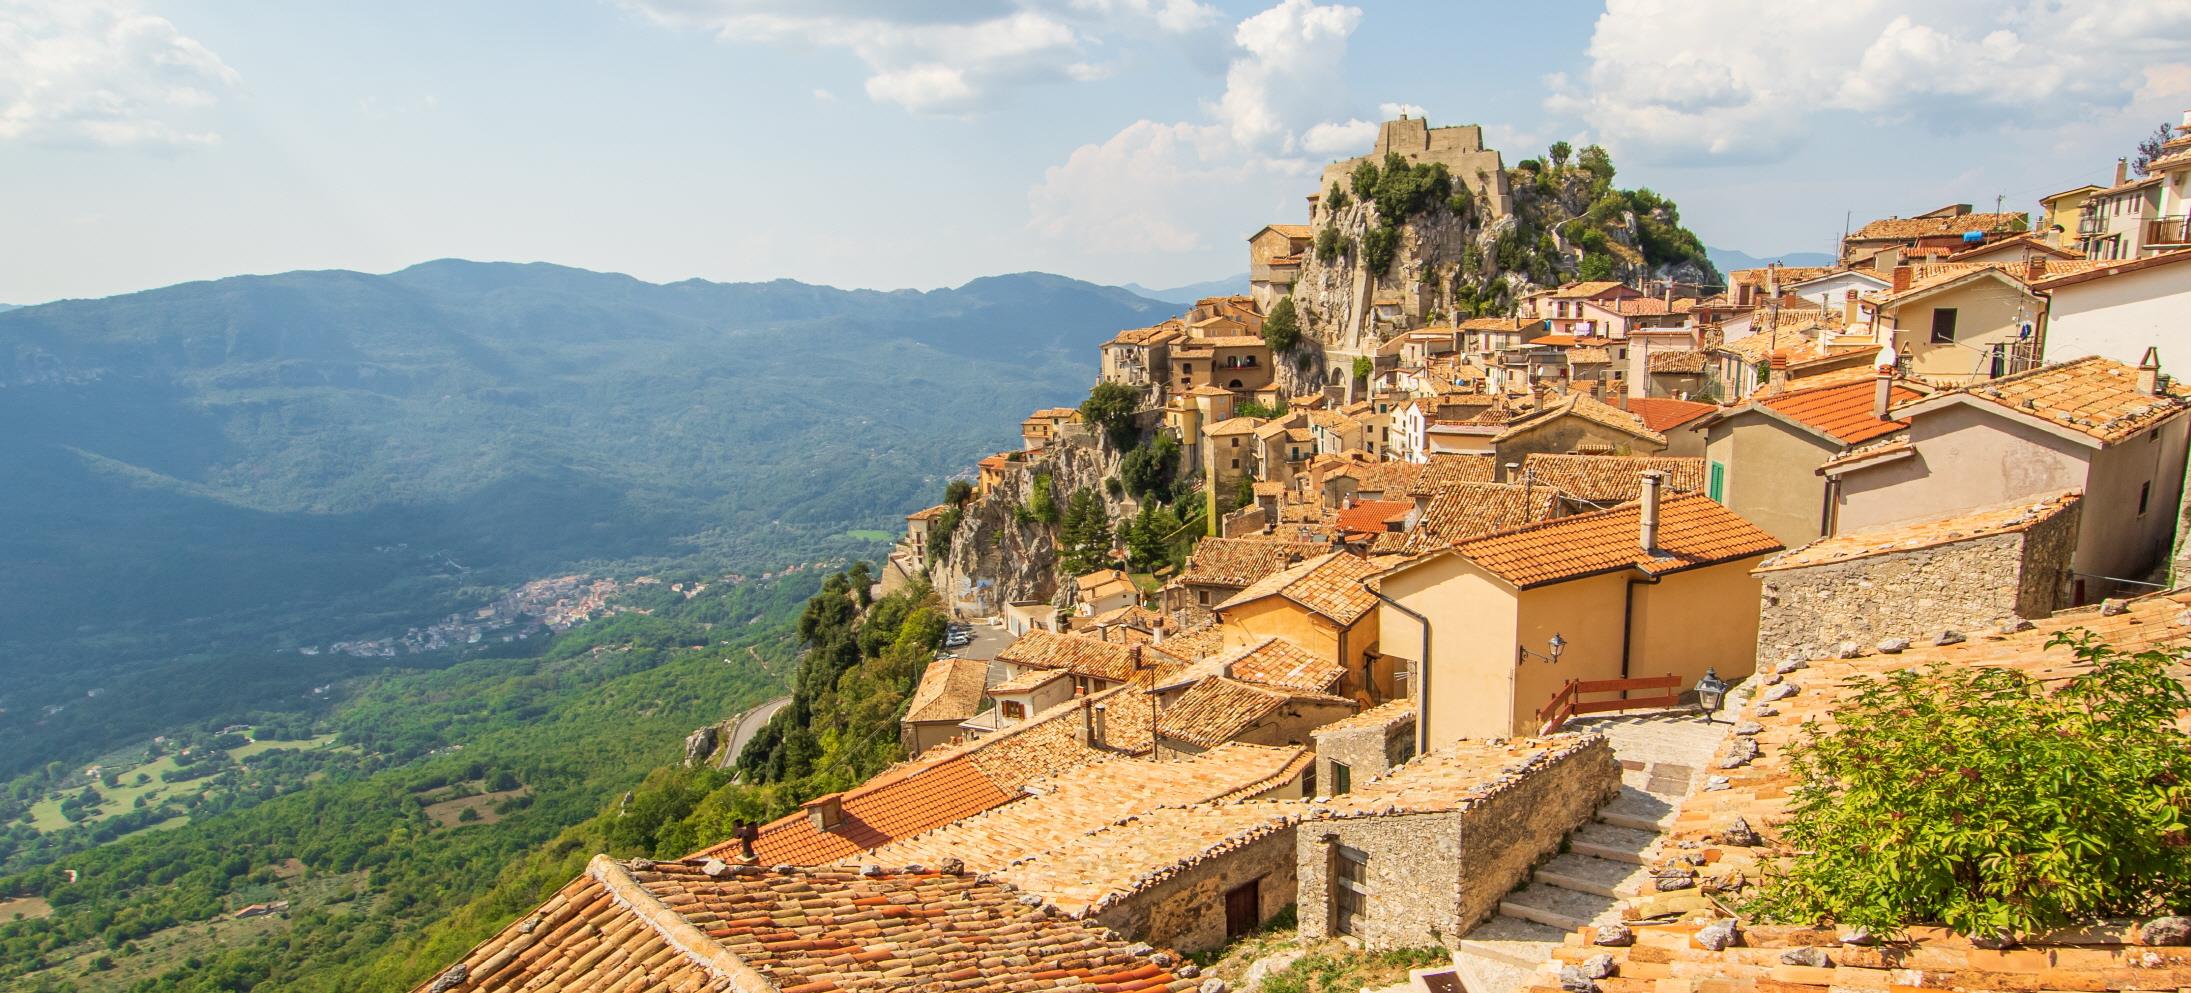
(1445, 683, 1752, 992)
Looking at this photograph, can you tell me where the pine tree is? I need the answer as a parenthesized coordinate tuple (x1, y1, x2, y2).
(1127, 503, 1167, 572)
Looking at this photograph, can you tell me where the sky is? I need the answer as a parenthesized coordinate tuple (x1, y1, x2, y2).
(5, 0, 2191, 304)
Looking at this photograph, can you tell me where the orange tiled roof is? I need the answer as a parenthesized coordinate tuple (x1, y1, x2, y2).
(1757, 491, 2080, 573)
(905, 503, 954, 522)
(506, 859, 1193, 993)
(1753, 377, 1922, 445)
(1155, 677, 1352, 748)
(1616, 395, 1717, 431)
(1215, 551, 1388, 625)
(1334, 499, 1413, 534)
(1402, 481, 1559, 552)
(1896, 355, 2191, 445)
(1450, 491, 1784, 589)
(1495, 392, 1667, 447)
(1519, 454, 1706, 505)
(995, 630, 1178, 684)
(1645, 349, 1706, 374)
(1528, 333, 1580, 347)
(1850, 210, 2026, 241)
(904, 657, 991, 724)
(699, 750, 1014, 865)
(850, 743, 1307, 873)
(1310, 698, 1414, 738)
(1219, 636, 1347, 693)
(1177, 536, 1322, 589)
(1551, 280, 1633, 298)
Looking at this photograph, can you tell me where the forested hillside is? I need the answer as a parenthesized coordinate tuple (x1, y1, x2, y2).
(0, 263, 1165, 777)
(0, 570, 815, 993)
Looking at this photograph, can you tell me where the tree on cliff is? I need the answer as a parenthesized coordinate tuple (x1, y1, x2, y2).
(1263, 296, 1301, 353)
(1080, 381, 1140, 449)
(1059, 488, 1112, 576)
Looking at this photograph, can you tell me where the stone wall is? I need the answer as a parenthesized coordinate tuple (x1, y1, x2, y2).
(1295, 736, 1618, 949)
(1091, 825, 1298, 953)
(1312, 708, 1416, 793)
(1755, 506, 2080, 662)
(1449, 735, 1620, 931)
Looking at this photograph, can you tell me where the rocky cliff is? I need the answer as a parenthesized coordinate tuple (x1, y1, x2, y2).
(936, 434, 1127, 612)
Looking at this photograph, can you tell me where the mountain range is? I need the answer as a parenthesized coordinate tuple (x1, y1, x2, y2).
(1705, 246, 1836, 273)
(1119, 274, 1249, 304)
(0, 261, 1169, 772)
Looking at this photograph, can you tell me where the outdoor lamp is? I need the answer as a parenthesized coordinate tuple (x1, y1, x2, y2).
(1516, 632, 1567, 665)
(1695, 667, 1728, 723)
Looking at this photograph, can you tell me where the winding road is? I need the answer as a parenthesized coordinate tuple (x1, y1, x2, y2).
(718, 696, 792, 769)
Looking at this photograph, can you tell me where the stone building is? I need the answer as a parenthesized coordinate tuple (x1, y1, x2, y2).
(1317, 117, 1514, 222)
(1249, 224, 1312, 312)
(1294, 734, 1620, 950)
(900, 656, 991, 755)
(1308, 699, 1416, 796)
(1754, 491, 2082, 661)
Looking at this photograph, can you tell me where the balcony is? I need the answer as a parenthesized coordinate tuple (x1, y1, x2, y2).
(2148, 215, 2191, 247)
(2077, 212, 2106, 236)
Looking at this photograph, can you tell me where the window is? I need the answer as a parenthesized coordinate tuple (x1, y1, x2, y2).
(1232, 438, 1241, 448)
(1230, 458, 1240, 469)
(1001, 701, 1025, 720)
(1331, 761, 1352, 795)
(1333, 846, 1369, 936)
(1301, 763, 1315, 797)
(1930, 309, 1959, 344)
(1707, 461, 1726, 502)
(1197, 590, 1210, 605)
(1386, 732, 1416, 769)
(2140, 480, 2152, 516)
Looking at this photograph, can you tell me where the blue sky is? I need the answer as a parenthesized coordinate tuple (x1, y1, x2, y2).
(5, 1, 2191, 303)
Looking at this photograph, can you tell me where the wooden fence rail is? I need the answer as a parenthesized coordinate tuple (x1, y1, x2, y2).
(1537, 673, 1683, 734)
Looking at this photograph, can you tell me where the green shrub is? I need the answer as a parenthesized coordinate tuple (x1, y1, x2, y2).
(1362, 225, 1400, 276)
(1325, 182, 1350, 212)
(1080, 381, 1141, 449)
(1263, 297, 1302, 354)
(1314, 225, 1346, 263)
(1750, 632, 2191, 941)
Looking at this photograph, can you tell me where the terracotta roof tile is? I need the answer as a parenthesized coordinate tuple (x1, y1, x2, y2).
(995, 802, 1307, 917)
(1309, 698, 1414, 738)
(1449, 491, 1784, 588)
(1897, 355, 2191, 445)
(1216, 551, 1388, 625)
(1519, 454, 1706, 505)
(1334, 499, 1413, 534)
(1850, 210, 2026, 240)
(1402, 481, 1560, 552)
(1217, 636, 1347, 693)
(1615, 395, 1717, 432)
(1154, 677, 1353, 748)
(695, 751, 1014, 865)
(904, 657, 991, 724)
(851, 743, 1307, 873)
(1177, 537, 1323, 588)
(1645, 349, 1706, 374)
(996, 630, 1179, 684)
(1754, 377, 1922, 445)
(988, 667, 1071, 694)
(1757, 491, 2081, 573)
(1495, 392, 1667, 447)
(905, 503, 954, 522)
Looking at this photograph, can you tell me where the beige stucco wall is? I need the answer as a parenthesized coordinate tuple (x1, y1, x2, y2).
(1706, 414, 1841, 547)
(1512, 572, 1633, 735)
(1628, 555, 1771, 685)
(1836, 403, 2188, 592)
(1889, 283, 2039, 386)
(1380, 556, 1518, 745)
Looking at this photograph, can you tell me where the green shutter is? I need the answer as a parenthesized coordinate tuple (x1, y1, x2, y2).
(1708, 461, 1725, 502)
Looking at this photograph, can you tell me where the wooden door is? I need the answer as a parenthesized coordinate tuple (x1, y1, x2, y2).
(1224, 879, 1261, 938)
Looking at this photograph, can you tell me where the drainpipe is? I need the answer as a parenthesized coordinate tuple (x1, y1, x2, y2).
(1368, 582, 1432, 757)
(1619, 571, 1661, 682)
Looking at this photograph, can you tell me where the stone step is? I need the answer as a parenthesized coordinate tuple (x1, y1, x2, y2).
(1569, 822, 1658, 865)
(1597, 785, 1677, 832)
(1499, 882, 1620, 931)
(1533, 852, 1648, 899)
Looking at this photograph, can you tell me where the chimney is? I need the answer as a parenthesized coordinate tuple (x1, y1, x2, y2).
(1078, 696, 1095, 745)
(2025, 255, 2047, 284)
(2139, 347, 2163, 395)
(1091, 702, 1108, 743)
(1766, 262, 1780, 299)
(1890, 265, 1912, 294)
(2117, 157, 2130, 187)
(1638, 470, 1666, 554)
(803, 793, 845, 833)
(1873, 365, 1894, 420)
(1843, 288, 1860, 327)
(1767, 352, 1790, 395)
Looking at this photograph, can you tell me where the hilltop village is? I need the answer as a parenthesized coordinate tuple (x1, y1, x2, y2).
(413, 115, 2191, 993)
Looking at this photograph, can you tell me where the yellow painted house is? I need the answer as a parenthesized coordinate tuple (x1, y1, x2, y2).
(1375, 481, 1782, 745)
(1214, 551, 1394, 705)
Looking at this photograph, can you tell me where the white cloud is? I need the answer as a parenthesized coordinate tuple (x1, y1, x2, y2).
(0, 0, 239, 148)
(624, 0, 1220, 113)
(1550, 0, 2191, 164)
(1028, 0, 1369, 257)
(812, 87, 838, 103)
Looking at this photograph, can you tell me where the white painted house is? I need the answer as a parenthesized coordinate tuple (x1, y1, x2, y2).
(2035, 250, 2191, 366)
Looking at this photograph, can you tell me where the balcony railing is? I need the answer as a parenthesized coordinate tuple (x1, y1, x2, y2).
(2148, 215, 2191, 246)
(2077, 213, 2107, 236)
